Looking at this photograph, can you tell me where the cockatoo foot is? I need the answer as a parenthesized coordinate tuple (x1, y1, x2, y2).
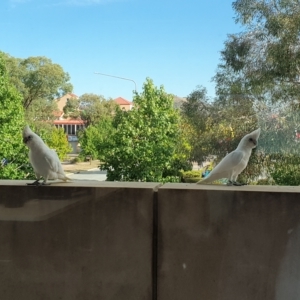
(41, 182, 51, 186)
(27, 180, 41, 186)
(227, 180, 246, 186)
(233, 181, 246, 186)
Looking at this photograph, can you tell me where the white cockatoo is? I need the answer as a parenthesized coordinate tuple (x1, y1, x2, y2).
(23, 125, 71, 185)
(197, 128, 261, 186)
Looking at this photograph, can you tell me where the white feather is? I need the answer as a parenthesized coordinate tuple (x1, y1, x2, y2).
(197, 128, 261, 185)
(23, 125, 70, 184)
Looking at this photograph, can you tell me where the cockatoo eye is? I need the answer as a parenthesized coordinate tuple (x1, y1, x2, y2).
(249, 137, 256, 145)
(23, 135, 32, 143)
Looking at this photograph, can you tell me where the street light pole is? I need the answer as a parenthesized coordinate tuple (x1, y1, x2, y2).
(94, 72, 137, 92)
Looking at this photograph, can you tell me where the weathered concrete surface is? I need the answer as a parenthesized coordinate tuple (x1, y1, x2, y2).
(157, 183, 300, 300)
(2, 181, 300, 300)
(0, 180, 159, 300)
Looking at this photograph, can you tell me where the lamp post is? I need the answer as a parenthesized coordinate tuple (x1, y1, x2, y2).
(94, 72, 137, 92)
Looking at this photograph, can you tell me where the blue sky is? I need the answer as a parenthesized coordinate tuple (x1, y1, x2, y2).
(1, 0, 242, 101)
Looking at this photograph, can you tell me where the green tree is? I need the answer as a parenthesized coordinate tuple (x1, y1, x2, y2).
(181, 86, 213, 163)
(218, 0, 300, 102)
(63, 97, 80, 119)
(0, 53, 34, 179)
(26, 97, 59, 122)
(181, 86, 211, 129)
(1, 52, 73, 110)
(163, 116, 193, 178)
(79, 93, 117, 126)
(252, 101, 300, 185)
(211, 0, 300, 185)
(46, 127, 72, 160)
(78, 117, 115, 161)
(100, 78, 181, 182)
(185, 87, 260, 183)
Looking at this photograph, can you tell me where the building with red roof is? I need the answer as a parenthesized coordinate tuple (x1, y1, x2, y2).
(53, 94, 132, 153)
(54, 93, 83, 138)
(114, 97, 133, 111)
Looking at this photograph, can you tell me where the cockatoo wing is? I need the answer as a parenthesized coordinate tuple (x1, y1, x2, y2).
(210, 150, 244, 174)
(198, 150, 244, 184)
(44, 151, 60, 173)
(44, 150, 70, 181)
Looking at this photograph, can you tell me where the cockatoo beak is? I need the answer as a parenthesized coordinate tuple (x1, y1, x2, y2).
(250, 128, 261, 145)
(252, 128, 261, 139)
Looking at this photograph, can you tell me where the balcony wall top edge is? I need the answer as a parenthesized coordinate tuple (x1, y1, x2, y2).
(159, 183, 300, 193)
(0, 180, 161, 189)
(1, 180, 300, 193)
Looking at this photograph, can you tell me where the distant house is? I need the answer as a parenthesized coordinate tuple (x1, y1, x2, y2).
(173, 96, 187, 109)
(114, 96, 186, 110)
(114, 97, 133, 111)
(53, 93, 84, 153)
(53, 94, 133, 153)
(55, 93, 79, 113)
(53, 93, 84, 135)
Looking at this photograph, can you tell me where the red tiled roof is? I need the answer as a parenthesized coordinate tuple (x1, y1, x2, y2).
(69, 93, 78, 98)
(114, 97, 132, 105)
(55, 93, 79, 102)
(54, 119, 85, 125)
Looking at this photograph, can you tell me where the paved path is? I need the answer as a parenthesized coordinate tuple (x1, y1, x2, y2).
(67, 168, 107, 181)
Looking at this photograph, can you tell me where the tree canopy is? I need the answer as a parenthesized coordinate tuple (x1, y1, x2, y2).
(210, 0, 300, 185)
(78, 117, 115, 161)
(1, 52, 73, 110)
(79, 93, 117, 126)
(0, 53, 34, 179)
(63, 97, 81, 119)
(99, 78, 186, 182)
(216, 0, 300, 102)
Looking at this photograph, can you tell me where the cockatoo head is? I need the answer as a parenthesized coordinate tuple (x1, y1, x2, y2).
(238, 128, 261, 149)
(23, 125, 37, 147)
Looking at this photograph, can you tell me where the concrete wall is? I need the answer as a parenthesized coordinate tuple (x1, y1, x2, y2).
(157, 184, 300, 300)
(1, 181, 300, 300)
(0, 181, 158, 300)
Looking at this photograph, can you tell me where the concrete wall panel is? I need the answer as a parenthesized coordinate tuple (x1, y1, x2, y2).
(0, 181, 158, 300)
(157, 184, 300, 300)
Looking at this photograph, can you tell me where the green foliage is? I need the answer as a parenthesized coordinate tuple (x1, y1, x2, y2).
(255, 103, 300, 185)
(181, 170, 202, 183)
(256, 178, 274, 185)
(72, 156, 84, 163)
(209, 0, 300, 185)
(25, 97, 59, 122)
(271, 164, 300, 186)
(216, 0, 300, 102)
(78, 117, 115, 161)
(180, 86, 213, 163)
(100, 78, 182, 182)
(181, 86, 210, 129)
(181, 93, 262, 184)
(46, 127, 72, 160)
(162, 116, 193, 178)
(182, 170, 202, 178)
(192, 97, 300, 186)
(1, 52, 73, 110)
(187, 93, 259, 167)
(0, 53, 34, 179)
(63, 97, 80, 119)
(79, 93, 117, 126)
